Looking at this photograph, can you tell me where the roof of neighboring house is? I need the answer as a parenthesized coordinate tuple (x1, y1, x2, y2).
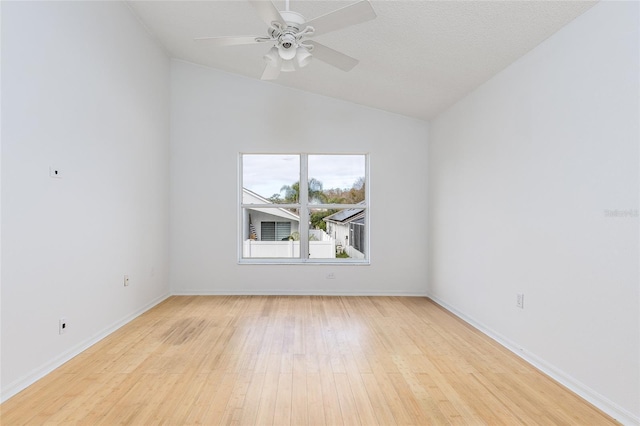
(243, 188, 300, 222)
(323, 203, 365, 224)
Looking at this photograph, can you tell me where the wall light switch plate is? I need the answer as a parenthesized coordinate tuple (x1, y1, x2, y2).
(516, 293, 525, 309)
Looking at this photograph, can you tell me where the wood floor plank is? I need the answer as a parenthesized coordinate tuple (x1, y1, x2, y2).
(346, 372, 379, 425)
(1, 296, 619, 426)
(334, 373, 361, 426)
(444, 371, 522, 425)
(360, 373, 397, 426)
(306, 372, 326, 426)
(387, 372, 434, 425)
(318, 355, 344, 426)
(291, 361, 308, 425)
(199, 372, 237, 425)
(239, 372, 267, 425)
(218, 369, 255, 425)
(164, 371, 209, 424)
(254, 371, 279, 425)
(273, 373, 293, 425)
(367, 368, 415, 425)
(183, 369, 226, 424)
(416, 371, 486, 425)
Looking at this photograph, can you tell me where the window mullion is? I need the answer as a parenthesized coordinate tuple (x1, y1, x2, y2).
(300, 154, 309, 260)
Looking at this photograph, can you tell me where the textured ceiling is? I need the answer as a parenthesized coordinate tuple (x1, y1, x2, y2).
(127, 0, 596, 121)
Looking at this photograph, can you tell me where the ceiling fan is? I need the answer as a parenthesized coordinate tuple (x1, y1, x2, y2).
(195, 0, 376, 80)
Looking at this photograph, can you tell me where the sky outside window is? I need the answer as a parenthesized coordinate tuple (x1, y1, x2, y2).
(243, 154, 365, 200)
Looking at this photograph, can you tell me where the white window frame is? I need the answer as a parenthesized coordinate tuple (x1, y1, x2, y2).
(238, 153, 370, 265)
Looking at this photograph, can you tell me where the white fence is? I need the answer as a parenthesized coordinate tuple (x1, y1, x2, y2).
(345, 246, 365, 259)
(243, 239, 335, 258)
(310, 229, 332, 241)
(309, 240, 335, 258)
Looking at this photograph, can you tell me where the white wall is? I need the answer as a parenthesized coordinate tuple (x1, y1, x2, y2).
(1, 1, 170, 400)
(170, 60, 429, 295)
(428, 2, 639, 424)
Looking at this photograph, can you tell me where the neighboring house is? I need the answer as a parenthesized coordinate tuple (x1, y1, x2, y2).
(323, 204, 366, 259)
(242, 188, 336, 258)
(242, 188, 299, 241)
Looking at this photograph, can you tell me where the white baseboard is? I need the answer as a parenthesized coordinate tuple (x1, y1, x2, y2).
(428, 295, 639, 426)
(171, 289, 429, 297)
(1, 292, 171, 403)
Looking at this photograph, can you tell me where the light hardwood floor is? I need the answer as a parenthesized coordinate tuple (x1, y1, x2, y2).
(1, 296, 617, 425)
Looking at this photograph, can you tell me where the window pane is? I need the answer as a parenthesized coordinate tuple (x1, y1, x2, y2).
(276, 222, 291, 240)
(243, 154, 299, 203)
(261, 222, 275, 241)
(308, 155, 365, 204)
(311, 207, 366, 260)
(242, 208, 300, 258)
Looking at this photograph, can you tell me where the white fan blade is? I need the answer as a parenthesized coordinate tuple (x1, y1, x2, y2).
(303, 0, 376, 37)
(194, 36, 271, 47)
(261, 64, 281, 80)
(308, 41, 359, 72)
(249, 0, 285, 27)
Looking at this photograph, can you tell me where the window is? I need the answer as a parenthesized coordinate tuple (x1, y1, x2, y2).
(240, 154, 369, 263)
(261, 222, 291, 241)
(350, 218, 365, 254)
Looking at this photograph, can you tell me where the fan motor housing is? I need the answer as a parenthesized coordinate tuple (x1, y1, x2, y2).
(279, 10, 306, 31)
(280, 33, 296, 49)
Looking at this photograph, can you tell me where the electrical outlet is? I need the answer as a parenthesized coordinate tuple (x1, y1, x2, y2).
(124, 275, 130, 287)
(59, 318, 67, 335)
(49, 166, 62, 178)
(516, 293, 525, 309)
(326, 273, 336, 280)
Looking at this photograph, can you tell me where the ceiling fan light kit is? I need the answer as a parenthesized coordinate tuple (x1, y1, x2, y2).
(264, 47, 281, 67)
(295, 46, 312, 68)
(195, 0, 376, 80)
(281, 59, 296, 72)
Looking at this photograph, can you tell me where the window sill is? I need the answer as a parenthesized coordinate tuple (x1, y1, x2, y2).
(238, 259, 370, 266)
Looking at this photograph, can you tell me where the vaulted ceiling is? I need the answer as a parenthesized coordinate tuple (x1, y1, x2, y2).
(127, 1, 596, 121)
